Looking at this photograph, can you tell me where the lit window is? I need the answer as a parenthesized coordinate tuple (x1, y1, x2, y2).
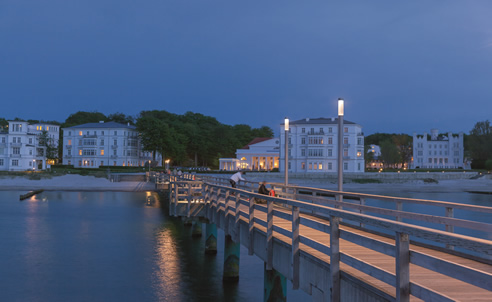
(79, 131, 82, 136)
(68, 140, 72, 145)
(79, 150, 82, 156)
(100, 150, 104, 156)
(318, 163, 323, 170)
(357, 151, 362, 157)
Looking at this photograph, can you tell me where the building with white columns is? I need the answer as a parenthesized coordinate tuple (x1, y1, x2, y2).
(0, 121, 60, 171)
(411, 129, 465, 169)
(62, 121, 160, 168)
(280, 117, 365, 173)
(219, 137, 280, 171)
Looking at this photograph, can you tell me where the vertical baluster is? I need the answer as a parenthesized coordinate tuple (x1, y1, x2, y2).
(396, 232, 410, 302)
(292, 205, 300, 289)
(396, 201, 403, 222)
(248, 196, 255, 255)
(359, 197, 365, 228)
(445, 207, 455, 250)
(235, 193, 241, 242)
(330, 216, 340, 302)
(266, 198, 274, 270)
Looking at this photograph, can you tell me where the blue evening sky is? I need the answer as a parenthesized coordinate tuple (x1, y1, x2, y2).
(1, 1, 491, 136)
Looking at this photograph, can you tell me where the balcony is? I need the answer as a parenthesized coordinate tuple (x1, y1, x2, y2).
(10, 143, 22, 147)
(83, 135, 98, 138)
(10, 154, 21, 158)
(65, 145, 72, 149)
(111, 145, 118, 149)
(110, 155, 118, 158)
(307, 131, 325, 135)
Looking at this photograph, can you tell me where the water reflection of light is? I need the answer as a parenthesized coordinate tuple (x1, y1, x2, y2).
(154, 227, 182, 301)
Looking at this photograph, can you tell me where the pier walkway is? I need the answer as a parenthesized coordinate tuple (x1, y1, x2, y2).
(167, 175, 492, 302)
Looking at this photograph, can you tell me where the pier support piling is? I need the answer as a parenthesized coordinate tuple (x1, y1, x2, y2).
(264, 263, 287, 302)
(205, 223, 217, 254)
(223, 234, 240, 282)
(191, 220, 202, 237)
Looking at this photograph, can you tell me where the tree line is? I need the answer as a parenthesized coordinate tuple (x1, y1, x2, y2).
(1, 111, 274, 169)
(365, 120, 492, 170)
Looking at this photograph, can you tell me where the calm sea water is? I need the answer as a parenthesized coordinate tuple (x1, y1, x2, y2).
(0, 191, 309, 302)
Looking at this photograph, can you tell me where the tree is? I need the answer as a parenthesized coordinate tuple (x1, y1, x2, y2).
(392, 134, 412, 168)
(38, 130, 58, 161)
(64, 111, 107, 127)
(380, 139, 400, 168)
(108, 112, 135, 125)
(467, 120, 492, 168)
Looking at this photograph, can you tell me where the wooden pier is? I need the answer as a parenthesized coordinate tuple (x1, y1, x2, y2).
(168, 175, 492, 302)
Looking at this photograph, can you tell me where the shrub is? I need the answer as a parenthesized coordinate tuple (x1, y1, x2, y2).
(423, 178, 439, 184)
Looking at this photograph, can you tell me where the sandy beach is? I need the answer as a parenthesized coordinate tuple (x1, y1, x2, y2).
(0, 174, 156, 192)
(1, 173, 491, 195)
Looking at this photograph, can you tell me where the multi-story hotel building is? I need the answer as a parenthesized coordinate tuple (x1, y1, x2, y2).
(62, 121, 159, 168)
(411, 129, 464, 169)
(280, 117, 365, 173)
(0, 121, 60, 171)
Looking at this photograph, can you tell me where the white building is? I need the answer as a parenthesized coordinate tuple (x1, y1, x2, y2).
(411, 129, 465, 169)
(219, 138, 280, 171)
(280, 117, 365, 173)
(62, 121, 160, 168)
(0, 121, 60, 171)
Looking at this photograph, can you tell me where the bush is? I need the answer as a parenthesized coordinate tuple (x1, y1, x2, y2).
(485, 159, 492, 171)
(423, 178, 439, 184)
(352, 178, 382, 184)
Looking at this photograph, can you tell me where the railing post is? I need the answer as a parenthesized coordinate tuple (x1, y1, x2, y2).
(330, 216, 340, 302)
(396, 232, 410, 302)
(225, 190, 230, 235)
(248, 196, 255, 255)
(174, 182, 179, 217)
(359, 197, 365, 228)
(445, 207, 455, 250)
(216, 189, 222, 226)
(292, 205, 300, 290)
(235, 193, 241, 242)
(187, 183, 191, 218)
(396, 201, 403, 222)
(266, 198, 274, 270)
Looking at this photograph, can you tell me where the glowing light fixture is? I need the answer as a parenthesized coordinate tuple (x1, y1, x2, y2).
(338, 98, 344, 116)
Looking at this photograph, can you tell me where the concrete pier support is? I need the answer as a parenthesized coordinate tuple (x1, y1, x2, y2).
(191, 220, 202, 237)
(183, 217, 193, 226)
(223, 234, 240, 282)
(205, 223, 217, 254)
(264, 264, 287, 302)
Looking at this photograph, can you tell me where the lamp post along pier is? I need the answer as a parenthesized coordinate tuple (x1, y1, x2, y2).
(284, 118, 289, 186)
(337, 98, 344, 200)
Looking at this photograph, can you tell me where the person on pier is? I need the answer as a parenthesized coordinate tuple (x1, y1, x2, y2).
(229, 171, 246, 188)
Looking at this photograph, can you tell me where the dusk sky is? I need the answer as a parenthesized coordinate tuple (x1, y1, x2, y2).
(1, 1, 492, 136)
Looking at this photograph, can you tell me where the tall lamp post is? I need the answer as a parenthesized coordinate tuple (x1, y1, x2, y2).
(337, 98, 344, 196)
(284, 117, 289, 186)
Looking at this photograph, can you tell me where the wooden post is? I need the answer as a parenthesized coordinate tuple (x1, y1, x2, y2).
(235, 193, 241, 242)
(330, 216, 340, 302)
(187, 183, 192, 218)
(266, 198, 274, 270)
(225, 191, 230, 235)
(445, 207, 455, 250)
(396, 202, 403, 222)
(292, 205, 300, 290)
(396, 232, 410, 302)
(216, 189, 222, 227)
(359, 197, 365, 228)
(248, 196, 255, 255)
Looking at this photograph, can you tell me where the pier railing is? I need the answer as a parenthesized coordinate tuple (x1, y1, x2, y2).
(168, 174, 492, 301)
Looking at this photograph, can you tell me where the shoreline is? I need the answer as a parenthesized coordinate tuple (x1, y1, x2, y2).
(1, 173, 491, 195)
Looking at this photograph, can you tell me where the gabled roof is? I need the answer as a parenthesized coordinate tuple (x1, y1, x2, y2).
(240, 137, 273, 149)
(64, 121, 136, 129)
(287, 117, 357, 125)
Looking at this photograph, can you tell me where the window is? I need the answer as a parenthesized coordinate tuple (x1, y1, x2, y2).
(68, 140, 72, 145)
(68, 150, 71, 156)
(29, 138, 33, 144)
(113, 161, 116, 166)
(343, 137, 348, 145)
(79, 150, 82, 156)
(113, 149, 117, 156)
(29, 149, 32, 155)
(12, 147, 20, 154)
(68, 131, 71, 136)
(308, 149, 323, 157)
(328, 162, 332, 170)
(301, 149, 306, 156)
(357, 138, 363, 145)
(329, 127, 332, 133)
(343, 149, 348, 157)
(301, 138, 306, 144)
(100, 150, 104, 156)
(328, 149, 333, 157)
(114, 140, 117, 145)
(114, 131, 117, 136)
(308, 163, 312, 170)
(314, 162, 318, 170)
(357, 151, 362, 157)
(358, 163, 361, 171)
(318, 163, 323, 170)
(302, 128, 305, 133)
(102, 131, 105, 135)
(428, 158, 432, 163)
(288, 162, 291, 169)
(78, 160, 82, 166)
(344, 127, 348, 133)
(319, 128, 323, 134)
(0, 159, 3, 165)
(82, 149, 96, 156)
(301, 162, 305, 169)
(12, 159, 19, 166)
(344, 162, 348, 170)
(328, 137, 333, 145)
(308, 137, 323, 144)
(79, 131, 82, 136)
(100, 139, 104, 146)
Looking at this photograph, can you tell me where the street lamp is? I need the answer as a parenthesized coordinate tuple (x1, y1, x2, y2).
(284, 117, 289, 186)
(337, 98, 344, 198)
(165, 159, 170, 171)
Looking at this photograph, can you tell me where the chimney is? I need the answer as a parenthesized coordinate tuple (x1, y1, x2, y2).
(306, 118, 310, 122)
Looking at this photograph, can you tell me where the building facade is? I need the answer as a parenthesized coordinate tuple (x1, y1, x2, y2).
(411, 129, 465, 169)
(0, 121, 60, 171)
(219, 138, 280, 171)
(62, 121, 160, 168)
(280, 118, 365, 173)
